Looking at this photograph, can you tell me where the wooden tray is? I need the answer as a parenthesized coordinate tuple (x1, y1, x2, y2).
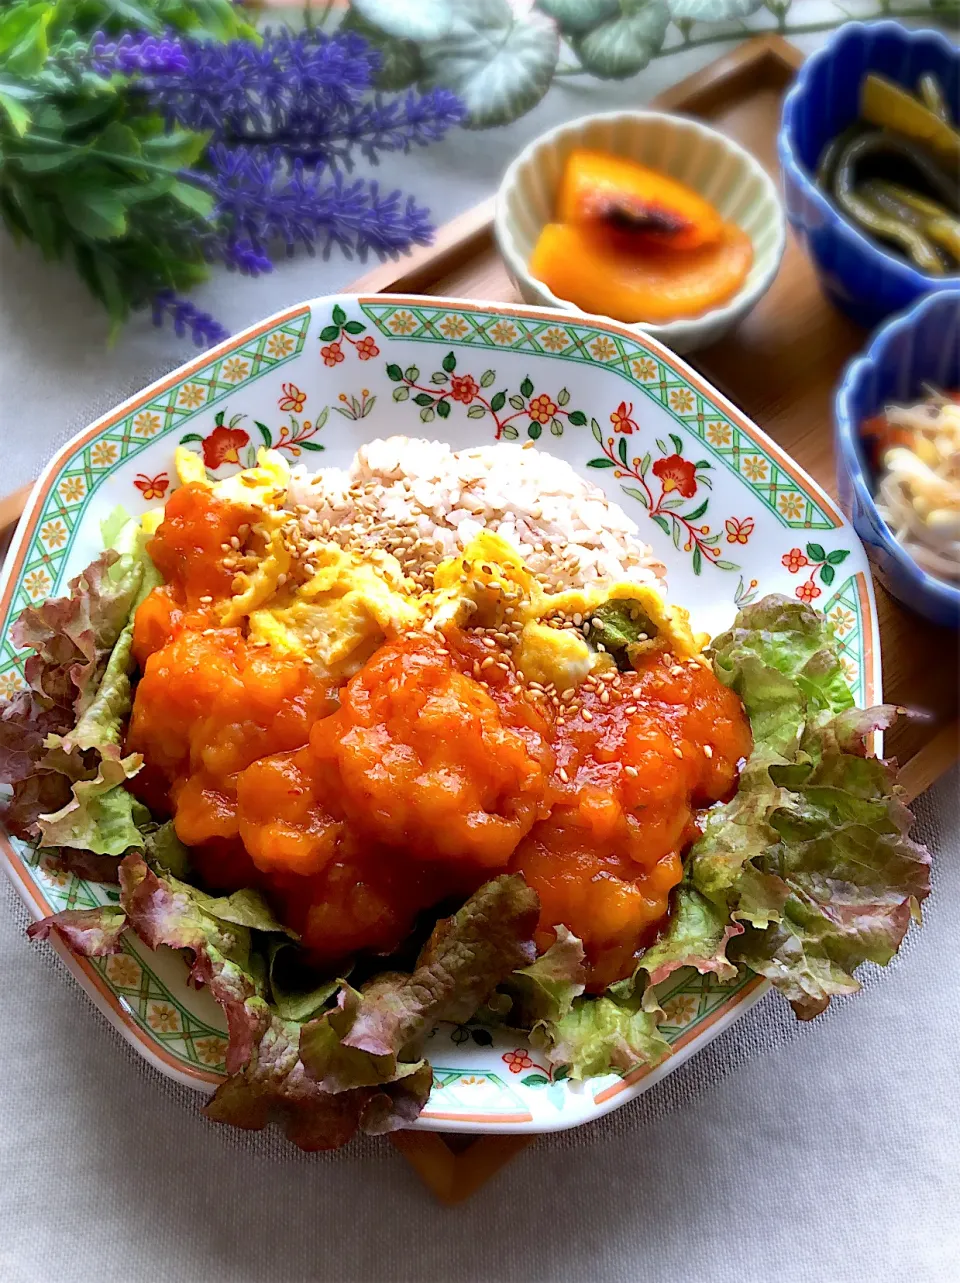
(2, 34, 956, 1204)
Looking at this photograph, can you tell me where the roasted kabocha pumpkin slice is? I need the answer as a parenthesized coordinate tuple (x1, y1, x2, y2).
(529, 220, 753, 324)
(557, 148, 724, 252)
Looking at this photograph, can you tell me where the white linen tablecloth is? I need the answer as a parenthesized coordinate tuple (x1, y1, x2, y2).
(1, 26, 957, 1282)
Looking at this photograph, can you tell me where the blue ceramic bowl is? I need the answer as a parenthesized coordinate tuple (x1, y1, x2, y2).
(835, 289, 960, 628)
(779, 21, 960, 329)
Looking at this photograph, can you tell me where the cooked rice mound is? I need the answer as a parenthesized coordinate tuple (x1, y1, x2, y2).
(287, 437, 665, 592)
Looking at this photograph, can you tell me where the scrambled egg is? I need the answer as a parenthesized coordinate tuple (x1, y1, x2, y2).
(428, 528, 701, 690)
(247, 548, 421, 675)
(157, 448, 703, 683)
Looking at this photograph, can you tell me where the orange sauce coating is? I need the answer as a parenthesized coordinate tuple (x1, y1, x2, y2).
(126, 485, 751, 985)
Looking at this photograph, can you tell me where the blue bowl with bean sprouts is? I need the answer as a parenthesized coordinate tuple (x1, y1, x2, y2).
(835, 288, 960, 628)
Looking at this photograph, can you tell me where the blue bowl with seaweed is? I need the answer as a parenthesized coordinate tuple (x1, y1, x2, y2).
(835, 288, 960, 628)
(779, 21, 960, 329)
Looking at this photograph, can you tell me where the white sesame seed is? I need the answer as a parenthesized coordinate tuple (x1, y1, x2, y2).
(703, 744, 714, 758)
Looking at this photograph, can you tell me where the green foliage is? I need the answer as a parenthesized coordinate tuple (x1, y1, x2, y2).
(338, 9, 422, 90)
(0, 0, 239, 337)
(348, 0, 952, 127)
(418, 0, 560, 131)
(537, 0, 621, 35)
(68, 0, 254, 39)
(349, 0, 452, 42)
(573, 0, 671, 79)
(668, 0, 763, 18)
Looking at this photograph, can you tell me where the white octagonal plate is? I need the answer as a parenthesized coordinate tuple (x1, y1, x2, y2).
(0, 295, 879, 1134)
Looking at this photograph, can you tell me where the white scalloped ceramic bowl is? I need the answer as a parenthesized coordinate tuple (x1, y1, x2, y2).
(496, 110, 786, 355)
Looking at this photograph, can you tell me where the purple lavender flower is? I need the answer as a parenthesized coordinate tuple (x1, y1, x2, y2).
(90, 28, 464, 171)
(262, 87, 467, 170)
(220, 238, 273, 277)
(84, 27, 463, 345)
(91, 32, 189, 76)
(100, 30, 381, 143)
(206, 145, 434, 261)
(151, 290, 230, 347)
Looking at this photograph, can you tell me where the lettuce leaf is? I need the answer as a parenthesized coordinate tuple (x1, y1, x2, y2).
(67, 624, 138, 755)
(28, 859, 540, 1149)
(683, 597, 930, 1019)
(28, 854, 415, 1150)
(27, 904, 128, 955)
(210, 873, 538, 1146)
(118, 855, 269, 1071)
(266, 940, 340, 1023)
(141, 820, 193, 880)
(299, 983, 430, 1093)
(0, 511, 159, 870)
(185, 885, 297, 938)
(637, 885, 743, 988)
(533, 991, 671, 1081)
(0, 692, 74, 838)
(707, 595, 854, 758)
(37, 754, 147, 856)
(501, 924, 586, 1030)
(205, 1013, 434, 1149)
(12, 550, 141, 717)
(301, 874, 539, 1087)
(729, 712, 930, 1018)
